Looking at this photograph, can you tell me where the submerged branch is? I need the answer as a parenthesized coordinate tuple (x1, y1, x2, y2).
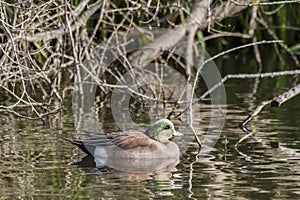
(236, 83, 300, 146)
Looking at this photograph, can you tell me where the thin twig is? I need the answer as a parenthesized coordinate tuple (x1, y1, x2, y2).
(230, 0, 300, 6)
(186, 40, 283, 118)
(201, 69, 300, 100)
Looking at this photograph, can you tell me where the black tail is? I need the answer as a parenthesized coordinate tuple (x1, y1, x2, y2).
(65, 139, 91, 155)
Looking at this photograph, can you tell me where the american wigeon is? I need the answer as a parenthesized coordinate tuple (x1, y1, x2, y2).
(67, 119, 183, 159)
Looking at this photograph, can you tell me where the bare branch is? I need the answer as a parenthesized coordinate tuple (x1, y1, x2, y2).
(237, 83, 300, 146)
(271, 83, 300, 107)
(230, 0, 300, 6)
(23, 0, 103, 42)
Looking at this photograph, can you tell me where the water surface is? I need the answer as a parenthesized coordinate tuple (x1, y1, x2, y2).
(0, 59, 300, 199)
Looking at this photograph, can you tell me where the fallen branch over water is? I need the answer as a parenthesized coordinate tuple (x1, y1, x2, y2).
(236, 83, 300, 146)
(201, 70, 300, 99)
(271, 84, 300, 107)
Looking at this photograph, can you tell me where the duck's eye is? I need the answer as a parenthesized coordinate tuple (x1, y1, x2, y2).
(165, 125, 170, 129)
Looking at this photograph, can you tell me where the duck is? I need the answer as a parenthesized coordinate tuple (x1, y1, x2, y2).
(67, 119, 183, 159)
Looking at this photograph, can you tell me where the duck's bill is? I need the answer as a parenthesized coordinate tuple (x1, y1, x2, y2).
(173, 131, 184, 136)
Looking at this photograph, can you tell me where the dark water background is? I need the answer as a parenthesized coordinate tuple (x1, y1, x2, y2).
(0, 52, 299, 199)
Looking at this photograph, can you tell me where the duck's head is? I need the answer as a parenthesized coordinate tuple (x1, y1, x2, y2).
(145, 119, 183, 142)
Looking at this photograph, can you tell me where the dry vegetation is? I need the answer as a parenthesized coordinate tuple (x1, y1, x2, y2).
(0, 0, 299, 122)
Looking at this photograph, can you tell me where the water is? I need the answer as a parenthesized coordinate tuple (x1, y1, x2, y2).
(1, 69, 300, 199)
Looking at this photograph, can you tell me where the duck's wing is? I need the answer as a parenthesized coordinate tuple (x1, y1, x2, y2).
(67, 132, 155, 154)
(109, 133, 159, 151)
(66, 133, 113, 155)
